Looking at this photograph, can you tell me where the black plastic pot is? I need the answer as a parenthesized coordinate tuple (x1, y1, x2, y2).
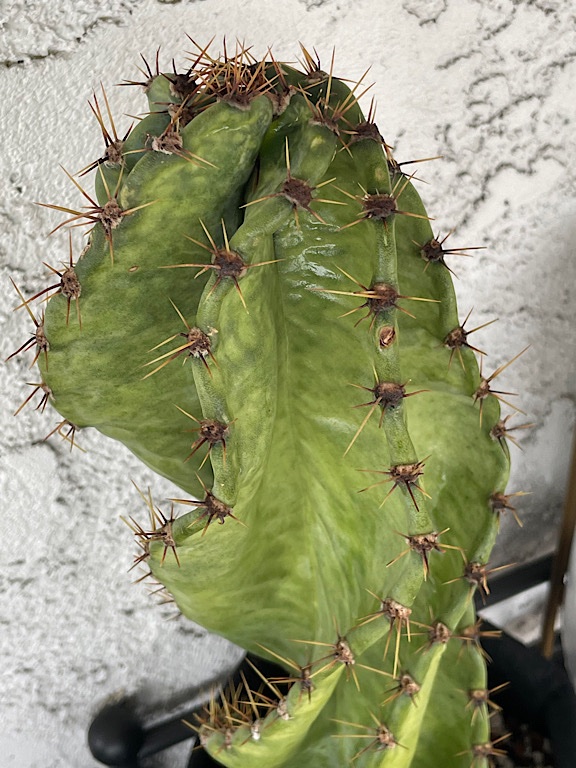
(89, 632, 576, 767)
(482, 621, 576, 768)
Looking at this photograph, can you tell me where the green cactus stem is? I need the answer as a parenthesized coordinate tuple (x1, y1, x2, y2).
(11, 43, 523, 767)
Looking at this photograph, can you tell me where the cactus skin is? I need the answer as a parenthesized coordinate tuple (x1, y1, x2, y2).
(13, 46, 517, 767)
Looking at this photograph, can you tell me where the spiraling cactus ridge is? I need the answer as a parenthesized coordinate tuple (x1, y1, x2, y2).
(9, 41, 530, 767)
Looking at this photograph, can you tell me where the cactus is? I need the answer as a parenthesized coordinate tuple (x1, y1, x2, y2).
(9, 42, 526, 767)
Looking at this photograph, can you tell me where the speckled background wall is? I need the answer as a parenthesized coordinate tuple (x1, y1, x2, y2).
(1, 1, 575, 765)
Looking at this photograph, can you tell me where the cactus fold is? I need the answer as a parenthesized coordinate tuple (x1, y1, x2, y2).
(16, 45, 516, 767)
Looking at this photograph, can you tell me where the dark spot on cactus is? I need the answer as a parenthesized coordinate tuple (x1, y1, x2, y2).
(44, 419, 83, 452)
(379, 325, 396, 348)
(307, 73, 371, 140)
(245, 142, 338, 227)
(13, 381, 52, 417)
(367, 283, 401, 315)
(348, 120, 385, 145)
(196, 493, 237, 532)
(338, 173, 433, 231)
(273, 664, 315, 703)
(359, 459, 429, 512)
(490, 490, 526, 528)
(183, 328, 213, 362)
(167, 92, 214, 127)
(256, 644, 316, 703)
(463, 562, 491, 602)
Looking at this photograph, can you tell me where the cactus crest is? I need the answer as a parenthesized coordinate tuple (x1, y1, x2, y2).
(9, 41, 528, 768)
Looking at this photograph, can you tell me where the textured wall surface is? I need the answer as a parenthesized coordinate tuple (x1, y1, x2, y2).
(1, 0, 575, 766)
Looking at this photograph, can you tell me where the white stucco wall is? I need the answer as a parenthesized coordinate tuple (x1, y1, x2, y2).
(1, 1, 575, 766)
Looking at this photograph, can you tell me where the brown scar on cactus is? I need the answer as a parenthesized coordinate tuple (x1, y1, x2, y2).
(162, 219, 279, 310)
(416, 229, 485, 276)
(37, 166, 156, 264)
(331, 713, 401, 763)
(142, 300, 217, 379)
(387, 529, 465, 580)
(358, 459, 429, 511)
(174, 404, 231, 466)
(315, 266, 438, 328)
(443, 308, 497, 370)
